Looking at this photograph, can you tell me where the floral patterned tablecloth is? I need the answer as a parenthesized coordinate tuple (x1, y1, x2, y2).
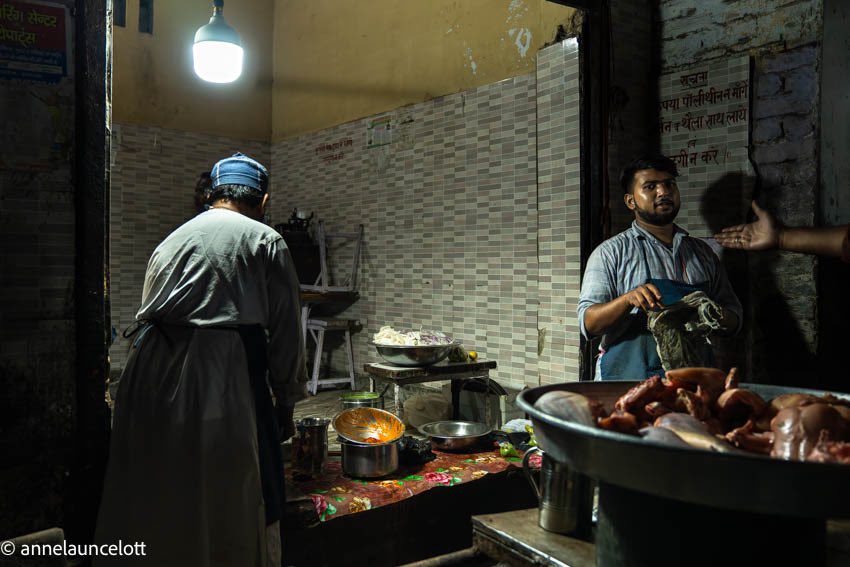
(289, 447, 539, 523)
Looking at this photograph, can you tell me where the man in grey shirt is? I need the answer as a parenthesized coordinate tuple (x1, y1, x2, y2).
(96, 153, 306, 566)
(577, 154, 741, 381)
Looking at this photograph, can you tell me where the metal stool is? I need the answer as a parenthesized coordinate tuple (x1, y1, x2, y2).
(306, 317, 357, 395)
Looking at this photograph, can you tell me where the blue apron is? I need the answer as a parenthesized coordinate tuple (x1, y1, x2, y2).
(598, 235, 707, 381)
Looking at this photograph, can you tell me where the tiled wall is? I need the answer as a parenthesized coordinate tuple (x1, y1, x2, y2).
(270, 41, 582, 391)
(109, 125, 268, 369)
(536, 39, 582, 385)
(108, 42, 583, 391)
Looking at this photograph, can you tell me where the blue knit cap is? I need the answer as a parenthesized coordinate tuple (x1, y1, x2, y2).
(211, 153, 269, 194)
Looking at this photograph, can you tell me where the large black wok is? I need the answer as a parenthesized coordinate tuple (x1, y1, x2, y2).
(518, 381, 850, 567)
(518, 381, 850, 518)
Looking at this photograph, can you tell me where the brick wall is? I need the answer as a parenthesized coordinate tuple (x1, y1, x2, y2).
(658, 0, 823, 384)
(747, 45, 820, 385)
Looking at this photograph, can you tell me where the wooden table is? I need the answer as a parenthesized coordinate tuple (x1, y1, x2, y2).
(363, 359, 498, 420)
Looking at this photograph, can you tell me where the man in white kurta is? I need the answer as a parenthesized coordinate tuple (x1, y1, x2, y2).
(95, 154, 306, 566)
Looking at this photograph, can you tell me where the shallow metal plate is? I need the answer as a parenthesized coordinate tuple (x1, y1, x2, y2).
(419, 420, 490, 438)
(517, 381, 850, 518)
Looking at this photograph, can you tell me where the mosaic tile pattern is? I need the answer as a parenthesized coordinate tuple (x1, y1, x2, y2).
(270, 43, 582, 391)
(109, 48, 584, 391)
(271, 77, 537, 392)
(536, 39, 582, 385)
(108, 125, 268, 369)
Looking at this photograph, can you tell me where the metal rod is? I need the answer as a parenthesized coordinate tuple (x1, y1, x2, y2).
(396, 547, 482, 567)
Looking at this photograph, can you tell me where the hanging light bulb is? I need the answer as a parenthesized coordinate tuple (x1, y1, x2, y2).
(193, 0, 243, 83)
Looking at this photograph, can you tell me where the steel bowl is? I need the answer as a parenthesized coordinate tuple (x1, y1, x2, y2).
(333, 406, 405, 445)
(419, 420, 496, 452)
(371, 341, 459, 367)
(339, 437, 400, 478)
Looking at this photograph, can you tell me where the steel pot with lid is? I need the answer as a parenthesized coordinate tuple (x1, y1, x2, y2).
(339, 389, 386, 411)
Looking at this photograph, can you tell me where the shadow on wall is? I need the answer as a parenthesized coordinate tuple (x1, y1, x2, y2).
(699, 172, 816, 386)
(817, 258, 850, 394)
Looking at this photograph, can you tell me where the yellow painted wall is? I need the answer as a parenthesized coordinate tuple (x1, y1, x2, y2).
(272, 0, 575, 141)
(113, 0, 274, 141)
(112, 1, 574, 141)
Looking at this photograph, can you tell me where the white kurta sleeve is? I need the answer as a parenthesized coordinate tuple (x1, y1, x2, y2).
(265, 236, 308, 407)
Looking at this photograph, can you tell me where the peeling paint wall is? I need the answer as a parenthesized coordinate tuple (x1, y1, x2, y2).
(659, 0, 821, 70)
(112, 1, 574, 142)
(271, 0, 575, 140)
(112, 0, 274, 141)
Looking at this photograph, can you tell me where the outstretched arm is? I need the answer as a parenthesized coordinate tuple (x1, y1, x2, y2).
(777, 225, 849, 258)
(715, 200, 849, 258)
(714, 200, 780, 251)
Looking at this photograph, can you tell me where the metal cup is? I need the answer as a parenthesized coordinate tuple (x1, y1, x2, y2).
(523, 447, 591, 536)
(291, 417, 330, 476)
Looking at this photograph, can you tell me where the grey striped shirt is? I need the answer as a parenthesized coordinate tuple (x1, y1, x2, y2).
(577, 221, 742, 348)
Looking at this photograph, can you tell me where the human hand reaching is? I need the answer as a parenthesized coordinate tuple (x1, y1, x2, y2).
(714, 200, 780, 251)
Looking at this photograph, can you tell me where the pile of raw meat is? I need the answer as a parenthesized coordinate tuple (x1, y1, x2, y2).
(534, 367, 850, 464)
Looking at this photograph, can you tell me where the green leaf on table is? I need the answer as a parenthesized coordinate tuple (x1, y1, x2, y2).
(333, 496, 345, 502)
(402, 475, 423, 481)
(321, 502, 338, 521)
(505, 457, 522, 462)
(435, 468, 448, 473)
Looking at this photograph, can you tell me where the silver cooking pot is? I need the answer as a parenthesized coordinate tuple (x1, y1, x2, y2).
(418, 421, 509, 452)
(339, 437, 400, 478)
(339, 391, 384, 411)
